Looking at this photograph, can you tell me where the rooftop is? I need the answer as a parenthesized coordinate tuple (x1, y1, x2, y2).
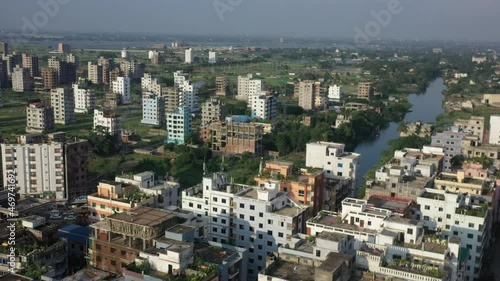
(148, 238, 192, 254)
(107, 207, 177, 227)
(166, 224, 194, 235)
(194, 243, 237, 265)
(0, 274, 33, 281)
(263, 260, 315, 281)
(317, 252, 353, 272)
(272, 205, 305, 217)
(318, 232, 348, 242)
(385, 216, 423, 226)
(311, 213, 377, 234)
(419, 190, 445, 201)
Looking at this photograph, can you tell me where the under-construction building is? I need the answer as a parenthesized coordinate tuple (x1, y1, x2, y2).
(215, 76, 227, 96)
(211, 122, 263, 155)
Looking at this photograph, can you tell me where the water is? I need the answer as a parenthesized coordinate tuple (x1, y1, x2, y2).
(354, 78, 446, 188)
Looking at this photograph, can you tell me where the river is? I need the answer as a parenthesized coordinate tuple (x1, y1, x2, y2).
(354, 78, 446, 189)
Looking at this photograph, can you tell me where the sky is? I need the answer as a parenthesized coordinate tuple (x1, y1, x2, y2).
(0, 0, 499, 41)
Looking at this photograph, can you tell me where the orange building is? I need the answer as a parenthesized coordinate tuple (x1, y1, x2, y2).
(87, 181, 154, 222)
(255, 161, 325, 216)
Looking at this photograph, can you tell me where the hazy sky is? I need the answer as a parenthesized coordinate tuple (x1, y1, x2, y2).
(1, 0, 499, 41)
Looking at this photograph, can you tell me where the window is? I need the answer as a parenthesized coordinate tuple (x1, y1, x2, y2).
(258, 245, 263, 250)
(467, 234, 474, 239)
(240, 214, 245, 219)
(213, 207, 217, 212)
(100, 204, 106, 209)
(298, 190, 304, 197)
(316, 250, 321, 257)
(221, 199, 226, 204)
(258, 234, 263, 239)
(337, 172, 343, 177)
(111, 247, 116, 253)
(268, 219, 273, 225)
(121, 250, 126, 256)
(213, 197, 218, 202)
(446, 225, 450, 230)
(438, 218, 442, 222)
(438, 207, 443, 211)
(239, 235, 244, 241)
(367, 221, 372, 226)
(259, 212, 263, 218)
(249, 248, 254, 253)
(407, 228, 413, 235)
(250, 216, 255, 221)
(446, 214, 451, 219)
(455, 221, 459, 225)
(221, 219, 226, 224)
(423, 216, 429, 221)
(197, 204, 202, 209)
(453, 231, 458, 236)
(259, 223, 263, 228)
(240, 203, 245, 208)
(424, 205, 430, 210)
(111, 260, 116, 266)
(212, 227, 217, 232)
(258, 255, 263, 261)
(239, 225, 244, 230)
(267, 241, 273, 246)
(278, 232, 284, 238)
(212, 217, 217, 222)
(189, 203, 193, 207)
(249, 258, 254, 264)
(337, 163, 343, 168)
(468, 223, 474, 228)
(267, 230, 273, 235)
(250, 205, 255, 210)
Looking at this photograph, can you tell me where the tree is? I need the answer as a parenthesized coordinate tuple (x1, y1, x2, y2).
(87, 126, 121, 156)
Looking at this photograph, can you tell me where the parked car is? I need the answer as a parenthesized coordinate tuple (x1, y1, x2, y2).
(50, 214, 63, 220)
(64, 215, 77, 221)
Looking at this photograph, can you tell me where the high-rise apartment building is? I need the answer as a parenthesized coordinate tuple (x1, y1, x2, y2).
(1, 134, 89, 199)
(0, 42, 8, 56)
(112, 76, 131, 105)
(237, 74, 263, 101)
(298, 80, 318, 110)
(328, 84, 342, 100)
(51, 87, 75, 125)
(250, 92, 277, 120)
(26, 102, 55, 133)
(431, 127, 469, 171)
(22, 53, 39, 77)
(94, 109, 122, 136)
(165, 107, 192, 145)
(87, 62, 103, 85)
(58, 43, 71, 54)
(208, 51, 217, 64)
(357, 82, 374, 101)
(185, 48, 193, 64)
(174, 71, 199, 112)
(48, 56, 76, 85)
(41, 67, 59, 90)
(141, 92, 165, 126)
(215, 76, 227, 96)
(141, 73, 162, 96)
(12, 65, 33, 92)
(454, 116, 485, 144)
(73, 83, 96, 114)
(201, 97, 225, 126)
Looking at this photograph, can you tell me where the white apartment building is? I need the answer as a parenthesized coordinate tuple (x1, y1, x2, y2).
(93, 109, 122, 136)
(173, 71, 198, 112)
(73, 83, 96, 114)
(489, 115, 500, 145)
(417, 189, 490, 280)
(12, 65, 33, 92)
(185, 48, 193, 64)
(237, 74, 264, 102)
(141, 92, 165, 126)
(208, 51, 217, 64)
(26, 102, 55, 133)
(112, 76, 131, 105)
(121, 48, 129, 59)
(250, 92, 277, 120)
(1, 142, 65, 198)
(165, 107, 192, 145)
(51, 87, 75, 125)
(182, 173, 306, 279)
(306, 142, 360, 191)
(454, 116, 485, 143)
(328, 84, 342, 100)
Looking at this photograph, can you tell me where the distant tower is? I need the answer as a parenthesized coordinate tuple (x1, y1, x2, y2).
(121, 48, 130, 59)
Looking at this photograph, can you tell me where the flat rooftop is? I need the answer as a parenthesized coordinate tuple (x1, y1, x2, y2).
(264, 260, 315, 281)
(419, 191, 445, 201)
(385, 216, 423, 226)
(317, 252, 353, 272)
(107, 207, 176, 227)
(368, 196, 410, 213)
(149, 238, 192, 253)
(314, 214, 377, 234)
(318, 232, 348, 242)
(194, 243, 237, 265)
(166, 224, 194, 235)
(0, 274, 33, 281)
(272, 205, 304, 217)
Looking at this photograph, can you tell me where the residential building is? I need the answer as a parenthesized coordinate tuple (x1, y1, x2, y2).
(119, 59, 144, 80)
(1, 134, 89, 199)
(417, 189, 491, 280)
(22, 53, 39, 77)
(358, 82, 374, 101)
(250, 92, 277, 120)
(306, 142, 360, 192)
(367, 146, 443, 201)
(150, 50, 161, 65)
(298, 80, 317, 110)
(216, 76, 227, 96)
(88, 207, 178, 274)
(121, 48, 129, 59)
(57, 224, 91, 272)
(12, 65, 33, 92)
(112, 76, 131, 105)
(2, 53, 21, 77)
(0, 41, 7, 56)
(88, 62, 103, 85)
(482, 94, 500, 106)
(66, 53, 78, 65)
(201, 97, 225, 126)
(174, 71, 199, 112)
(335, 114, 352, 129)
(0, 60, 8, 88)
(162, 86, 179, 111)
(141, 92, 165, 126)
(51, 87, 75, 125)
(454, 116, 485, 143)
(48, 56, 76, 85)
(472, 56, 487, 63)
(461, 140, 500, 167)
(211, 121, 263, 155)
(165, 107, 192, 145)
(98, 57, 111, 85)
(255, 160, 325, 215)
(237, 74, 264, 101)
(489, 115, 500, 145)
(73, 83, 96, 114)
(185, 48, 193, 64)
(209, 51, 217, 64)
(141, 73, 162, 96)
(328, 84, 342, 100)
(181, 173, 306, 279)
(434, 170, 495, 196)
(58, 42, 71, 54)
(93, 109, 122, 136)
(431, 127, 469, 171)
(41, 67, 59, 89)
(26, 102, 55, 133)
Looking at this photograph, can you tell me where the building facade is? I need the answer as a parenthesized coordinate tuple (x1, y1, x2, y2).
(22, 53, 39, 77)
(165, 107, 192, 145)
(431, 127, 468, 172)
(211, 122, 263, 155)
(328, 84, 342, 100)
(185, 48, 193, 64)
(141, 92, 165, 126)
(112, 76, 131, 105)
(298, 81, 318, 110)
(237, 74, 264, 102)
(358, 82, 374, 101)
(250, 92, 277, 120)
(201, 97, 225, 126)
(51, 87, 75, 125)
(489, 115, 500, 145)
(88, 62, 103, 85)
(73, 83, 96, 114)
(26, 102, 55, 133)
(93, 109, 122, 136)
(12, 65, 33, 92)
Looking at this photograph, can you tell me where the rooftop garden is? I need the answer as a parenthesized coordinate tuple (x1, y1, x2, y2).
(455, 202, 488, 218)
(383, 258, 446, 279)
